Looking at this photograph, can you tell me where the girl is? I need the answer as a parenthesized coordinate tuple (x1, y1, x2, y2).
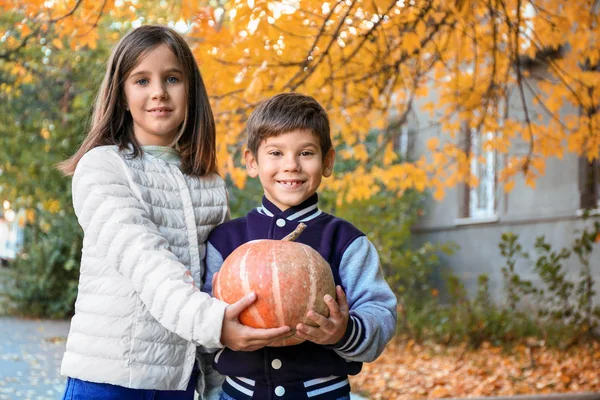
(58, 25, 289, 400)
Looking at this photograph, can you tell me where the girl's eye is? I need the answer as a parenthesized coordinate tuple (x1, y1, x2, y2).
(167, 76, 179, 84)
(300, 151, 314, 156)
(269, 151, 282, 156)
(136, 78, 149, 86)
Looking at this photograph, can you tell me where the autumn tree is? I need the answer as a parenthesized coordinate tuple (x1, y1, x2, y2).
(1, 0, 598, 205)
(194, 0, 599, 202)
(1, 0, 598, 318)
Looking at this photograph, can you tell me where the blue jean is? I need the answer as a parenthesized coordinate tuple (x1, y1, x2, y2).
(62, 376, 196, 400)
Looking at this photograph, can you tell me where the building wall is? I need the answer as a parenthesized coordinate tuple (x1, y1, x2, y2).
(407, 79, 599, 304)
(413, 194, 598, 304)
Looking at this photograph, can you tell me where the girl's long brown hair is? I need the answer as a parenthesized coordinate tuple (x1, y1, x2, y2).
(58, 25, 217, 177)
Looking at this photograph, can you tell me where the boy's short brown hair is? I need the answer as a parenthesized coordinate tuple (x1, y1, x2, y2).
(246, 93, 332, 159)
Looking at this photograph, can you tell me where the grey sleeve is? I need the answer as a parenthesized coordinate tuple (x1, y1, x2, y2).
(197, 242, 226, 357)
(332, 236, 397, 362)
(202, 241, 224, 295)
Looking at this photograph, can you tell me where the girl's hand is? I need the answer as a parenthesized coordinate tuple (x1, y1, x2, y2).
(220, 292, 291, 351)
(294, 286, 349, 345)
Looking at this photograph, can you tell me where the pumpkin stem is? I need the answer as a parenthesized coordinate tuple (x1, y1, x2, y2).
(282, 223, 306, 242)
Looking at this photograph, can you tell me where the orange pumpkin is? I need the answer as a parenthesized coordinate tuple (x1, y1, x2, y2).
(213, 224, 336, 346)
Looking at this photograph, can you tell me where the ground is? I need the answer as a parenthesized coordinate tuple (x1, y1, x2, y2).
(349, 338, 600, 399)
(0, 317, 68, 400)
(0, 317, 367, 400)
(1, 317, 599, 400)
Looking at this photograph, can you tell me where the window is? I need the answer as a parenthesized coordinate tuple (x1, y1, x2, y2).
(393, 124, 415, 161)
(463, 128, 497, 219)
(579, 157, 600, 210)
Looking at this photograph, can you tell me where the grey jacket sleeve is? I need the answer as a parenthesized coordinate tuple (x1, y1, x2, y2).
(202, 241, 224, 295)
(331, 236, 397, 362)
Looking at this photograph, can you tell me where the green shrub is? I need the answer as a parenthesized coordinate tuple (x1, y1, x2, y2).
(4, 210, 81, 318)
(322, 190, 456, 302)
(321, 190, 455, 303)
(499, 232, 537, 310)
(499, 218, 600, 344)
(0, 21, 116, 318)
(402, 218, 600, 348)
(402, 272, 540, 347)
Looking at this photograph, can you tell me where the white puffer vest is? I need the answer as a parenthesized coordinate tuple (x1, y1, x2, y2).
(61, 146, 229, 393)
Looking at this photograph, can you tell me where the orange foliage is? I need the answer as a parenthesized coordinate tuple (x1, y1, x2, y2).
(350, 339, 600, 399)
(2, 0, 599, 202)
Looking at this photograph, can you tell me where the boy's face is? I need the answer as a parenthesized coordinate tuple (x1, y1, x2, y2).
(245, 129, 335, 211)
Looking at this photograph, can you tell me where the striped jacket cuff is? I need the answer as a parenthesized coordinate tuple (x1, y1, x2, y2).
(325, 315, 365, 353)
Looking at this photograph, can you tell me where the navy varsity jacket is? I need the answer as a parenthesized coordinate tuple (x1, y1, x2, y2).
(203, 194, 397, 399)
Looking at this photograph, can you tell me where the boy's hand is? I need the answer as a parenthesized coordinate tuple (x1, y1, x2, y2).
(295, 286, 349, 345)
(220, 292, 291, 351)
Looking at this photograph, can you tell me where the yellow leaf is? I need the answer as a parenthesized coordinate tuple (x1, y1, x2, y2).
(422, 101, 436, 113)
(401, 32, 420, 53)
(52, 39, 63, 49)
(503, 180, 515, 193)
(415, 85, 429, 97)
(530, 158, 546, 176)
(43, 199, 61, 213)
(227, 154, 247, 189)
(414, 177, 426, 192)
(427, 137, 440, 152)
(525, 174, 536, 188)
(415, 20, 426, 39)
(19, 23, 32, 37)
(339, 149, 353, 160)
(26, 209, 36, 224)
(433, 186, 445, 201)
(468, 174, 479, 187)
(352, 144, 368, 162)
(431, 11, 446, 23)
(383, 142, 397, 165)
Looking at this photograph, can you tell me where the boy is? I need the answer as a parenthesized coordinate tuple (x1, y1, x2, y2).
(203, 93, 397, 400)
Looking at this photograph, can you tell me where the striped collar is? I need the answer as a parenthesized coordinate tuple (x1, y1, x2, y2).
(256, 194, 322, 222)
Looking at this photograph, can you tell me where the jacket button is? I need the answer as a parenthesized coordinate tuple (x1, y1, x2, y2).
(276, 218, 286, 227)
(275, 386, 285, 396)
(271, 359, 282, 370)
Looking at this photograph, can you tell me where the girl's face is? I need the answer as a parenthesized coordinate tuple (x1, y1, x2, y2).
(124, 44, 186, 147)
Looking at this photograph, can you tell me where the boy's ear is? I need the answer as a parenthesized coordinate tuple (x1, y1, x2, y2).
(322, 148, 336, 177)
(244, 149, 259, 178)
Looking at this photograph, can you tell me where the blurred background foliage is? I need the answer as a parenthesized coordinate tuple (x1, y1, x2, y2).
(0, 2, 599, 349)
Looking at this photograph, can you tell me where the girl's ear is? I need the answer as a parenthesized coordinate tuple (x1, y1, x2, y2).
(244, 149, 259, 178)
(322, 148, 336, 177)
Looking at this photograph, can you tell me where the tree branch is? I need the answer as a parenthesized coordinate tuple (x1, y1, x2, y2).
(0, 0, 85, 61)
(287, 0, 356, 90)
(512, 0, 535, 173)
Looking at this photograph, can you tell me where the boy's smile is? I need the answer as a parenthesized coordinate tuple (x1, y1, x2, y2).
(278, 180, 304, 187)
(245, 129, 335, 211)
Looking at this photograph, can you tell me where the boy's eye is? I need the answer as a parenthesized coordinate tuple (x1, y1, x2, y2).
(269, 151, 283, 156)
(300, 151, 314, 156)
(167, 76, 179, 84)
(136, 78, 149, 86)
